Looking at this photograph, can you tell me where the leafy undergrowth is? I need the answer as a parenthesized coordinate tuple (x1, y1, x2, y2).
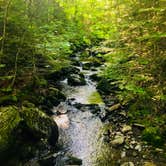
(96, 41, 166, 148)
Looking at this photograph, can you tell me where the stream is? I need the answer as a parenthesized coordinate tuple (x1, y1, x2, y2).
(52, 65, 111, 166)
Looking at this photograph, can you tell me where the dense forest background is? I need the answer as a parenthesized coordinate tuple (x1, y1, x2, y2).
(0, 0, 166, 164)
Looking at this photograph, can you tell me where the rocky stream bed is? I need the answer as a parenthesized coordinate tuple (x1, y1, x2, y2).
(1, 52, 165, 166)
(42, 56, 166, 166)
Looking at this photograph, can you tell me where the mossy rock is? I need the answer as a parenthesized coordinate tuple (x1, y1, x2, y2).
(0, 106, 21, 153)
(20, 106, 59, 145)
(68, 74, 86, 86)
(0, 104, 59, 161)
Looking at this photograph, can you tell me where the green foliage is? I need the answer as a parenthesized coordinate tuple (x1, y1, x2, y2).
(142, 127, 164, 147)
(0, 0, 165, 151)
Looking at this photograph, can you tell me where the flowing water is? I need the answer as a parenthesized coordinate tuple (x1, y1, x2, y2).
(52, 67, 111, 166)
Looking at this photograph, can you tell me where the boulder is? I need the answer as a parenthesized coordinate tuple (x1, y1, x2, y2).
(0, 106, 21, 153)
(46, 66, 80, 82)
(20, 106, 59, 146)
(89, 74, 102, 82)
(39, 87, 66, 112)
(82, 62, 92, 70)
(68, 74, 86, 86)
(64, 155, 82, 165)
(0, 105, 59, 163)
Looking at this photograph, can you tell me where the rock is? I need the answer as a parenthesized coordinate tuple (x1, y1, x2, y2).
(111, 134, 125, 146)
(30, 87, 66, 113)
(64, 155, 82, 165)
(135, 144, 142, 152)
(121, 162, 134, 166)
(122, 125, 132, 133)
(55, 102, 68, 114)
(89, 74, 101, 82)
(0, 105, 59, 162)
(132, 151, 137, 157)
(121, 151, 126, 158)
(82, 62, 92, 70)
(39, 152, 64, 166)
(68, 74, 86, 86)
(73, 103, 101, 114)
(0, 106, 21, 153)
(43, 87, 66, 112)
(155, 148, 163, 153)
(132, 123, 145, 130)
(108, 103, 121, 112)
(46, 66, 80, 81)
(20, 106, 59, 146)
(143, 162, 156, 166)
(71, 60, 81, 67)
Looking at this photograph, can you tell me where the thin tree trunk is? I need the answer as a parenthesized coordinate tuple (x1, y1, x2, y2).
(0, 0, 12, 61)
(11, 33, 25, 87)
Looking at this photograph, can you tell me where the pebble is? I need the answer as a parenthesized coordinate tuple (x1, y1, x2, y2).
(122, 125, 132, 133)
(121, 151, 126, 158)
(155, 148, 163, 153)
(121, 162, 134, 166)
(132, 151, 137, 157)
(135, 144, 142, 152)
(111, 134, 125, 146)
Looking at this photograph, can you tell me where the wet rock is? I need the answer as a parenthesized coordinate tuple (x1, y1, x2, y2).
(71, 60, 81, 67)
(73, 103, 83, 109)
(54, 102, 68, 114)
(111, 134, 125, 146)
(68, 74, 86, 86)
(74, 103, 101, 114)
(122, 125, 132, 133)
(82, 62, 92, 70)
(121, 162, 134, 166)
(89, 73, 102, 82)
(64, 155, 82, 165)
(39, 152, 65, 166)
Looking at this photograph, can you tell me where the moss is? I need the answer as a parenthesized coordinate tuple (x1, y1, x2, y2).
(0, 106, 21, 152)
(88, 91, 104, 104)
(20, 106, 53, 139)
